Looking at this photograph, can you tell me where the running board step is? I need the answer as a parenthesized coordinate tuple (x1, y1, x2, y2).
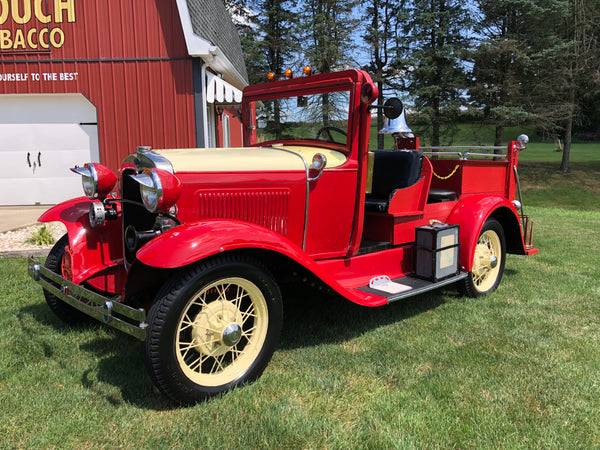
(355, 272, 468, 303)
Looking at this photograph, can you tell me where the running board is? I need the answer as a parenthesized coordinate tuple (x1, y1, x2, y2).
(355, 272, 468, 303)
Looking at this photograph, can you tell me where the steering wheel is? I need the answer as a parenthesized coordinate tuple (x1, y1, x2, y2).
(315, 126, 347, 142)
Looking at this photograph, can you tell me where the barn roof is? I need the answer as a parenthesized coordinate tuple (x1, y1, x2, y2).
(177, 0, 249, 90)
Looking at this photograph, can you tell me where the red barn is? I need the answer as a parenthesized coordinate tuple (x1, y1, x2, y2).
(0, 0, 248, 205)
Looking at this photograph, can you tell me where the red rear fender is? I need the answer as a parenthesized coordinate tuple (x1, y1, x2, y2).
(447, 195, 525, 271)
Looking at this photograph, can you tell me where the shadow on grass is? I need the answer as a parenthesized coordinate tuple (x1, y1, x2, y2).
(279, 281, 453, 350)
(20, 281, 456, 409)
(19, 301, 172, 410)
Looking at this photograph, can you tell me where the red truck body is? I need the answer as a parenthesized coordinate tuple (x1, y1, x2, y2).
(28, 69, 536, 404)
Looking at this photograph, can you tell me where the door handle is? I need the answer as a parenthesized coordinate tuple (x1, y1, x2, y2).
(38, 152, 41, 167)
(27, 152, 31, 167)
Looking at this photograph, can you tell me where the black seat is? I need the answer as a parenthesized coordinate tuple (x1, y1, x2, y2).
(428, 189, 457, 203)
(365, 150, 424, 212)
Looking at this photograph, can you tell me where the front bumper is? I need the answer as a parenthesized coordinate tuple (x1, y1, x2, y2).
(28, 257, 147, 340)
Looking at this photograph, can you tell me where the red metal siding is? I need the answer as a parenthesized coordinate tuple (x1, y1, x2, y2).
(0, 0, 196, 171)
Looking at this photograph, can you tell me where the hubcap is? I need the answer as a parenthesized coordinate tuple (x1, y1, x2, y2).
(222, 323, 242, 347)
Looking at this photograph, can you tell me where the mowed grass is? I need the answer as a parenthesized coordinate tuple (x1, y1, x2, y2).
(1, 206, 599, 447)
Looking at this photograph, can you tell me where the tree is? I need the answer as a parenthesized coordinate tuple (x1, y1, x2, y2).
(297, 0, 358, 128)
(468, 0, 540, 147)
(299, 0, 359, 74)
(520, 0, 600, 172)
(225, 0, 266, 85)
(554, 0, 600, 172)
(239, 0, 298, 138)
(397, 0, 472, 146)
(363, 0, 406, 149)
(226, 0, 297, 84)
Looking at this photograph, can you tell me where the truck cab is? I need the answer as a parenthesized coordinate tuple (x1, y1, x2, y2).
(28, 69, 537, 404)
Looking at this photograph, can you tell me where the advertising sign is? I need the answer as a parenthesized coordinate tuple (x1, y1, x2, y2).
(0, 0, 75, 52)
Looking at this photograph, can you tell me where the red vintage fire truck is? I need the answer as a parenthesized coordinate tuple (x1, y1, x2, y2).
(28, 69, 537, 404)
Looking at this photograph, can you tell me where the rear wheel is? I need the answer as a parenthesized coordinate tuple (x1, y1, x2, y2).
(44, 234, 92, 324)
(460, 218, 506, 297)
(144, 255, 283, 404)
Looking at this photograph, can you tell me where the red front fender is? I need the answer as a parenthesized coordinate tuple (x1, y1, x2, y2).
(446, 195, 524, 271)
(134, 219, 393, 307)
(136, 219, 310, 269)
(38, 198, 125, 292)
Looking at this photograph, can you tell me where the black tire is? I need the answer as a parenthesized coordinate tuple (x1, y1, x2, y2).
(459, 218, 506, 298)
(44, 234, 93, 324)
(144, 255, 283, 405)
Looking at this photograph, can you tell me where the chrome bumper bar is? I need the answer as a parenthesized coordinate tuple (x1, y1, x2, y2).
(27, 257, 147, 340)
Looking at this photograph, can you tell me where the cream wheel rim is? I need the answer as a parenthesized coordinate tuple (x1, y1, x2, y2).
(472, 230, 502, 293)
(175, 277, 269, 386)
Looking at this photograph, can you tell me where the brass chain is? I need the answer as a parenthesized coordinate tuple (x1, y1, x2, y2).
(432, 165, 459, 180)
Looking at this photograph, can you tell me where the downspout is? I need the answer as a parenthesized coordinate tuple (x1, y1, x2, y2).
(192, 60, 208, 148)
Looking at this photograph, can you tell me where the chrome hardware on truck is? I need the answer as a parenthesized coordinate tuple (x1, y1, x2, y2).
(27, 257, 148, 340)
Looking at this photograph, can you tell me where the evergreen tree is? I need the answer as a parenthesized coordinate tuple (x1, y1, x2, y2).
(468, 0, 540, 147)
(397, 0, 472, 146)
(299, 0, 359, 74)
(363, 0, 406, 149)
(224, 0, 266, 85)
(298, 0, 359, 127)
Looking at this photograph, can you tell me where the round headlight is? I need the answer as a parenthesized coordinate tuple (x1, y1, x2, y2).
(70, 163, 117, 200)
(131, 168, 182, 213)
(82, 166, 97, 198)
(141, 171, 162, 212)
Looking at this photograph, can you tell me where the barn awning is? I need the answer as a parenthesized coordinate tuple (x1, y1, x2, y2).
(206, 72, 243, 104)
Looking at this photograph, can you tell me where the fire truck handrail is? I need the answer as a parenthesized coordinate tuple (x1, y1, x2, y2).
(420, 146, 505, 150)
(464, 152, 508, 159)
(421, 147, 507, 160)
(421, 151, 464, 159)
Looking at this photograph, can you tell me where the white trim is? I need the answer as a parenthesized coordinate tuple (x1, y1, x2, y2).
(175, 0, 214, 56)
(201, 64, 209, 147)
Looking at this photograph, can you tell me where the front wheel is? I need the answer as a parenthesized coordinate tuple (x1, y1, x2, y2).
(144, 255, 283, 404)
(44, 234, 92, 325)
(459, 218, 506, 297)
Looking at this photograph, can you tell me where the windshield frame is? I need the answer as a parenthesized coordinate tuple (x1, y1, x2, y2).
(244, 83, 356, 154)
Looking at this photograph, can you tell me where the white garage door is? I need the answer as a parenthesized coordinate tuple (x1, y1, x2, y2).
(0, 94, 99, 205)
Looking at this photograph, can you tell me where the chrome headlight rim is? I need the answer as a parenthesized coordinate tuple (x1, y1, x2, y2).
(83, 164, 98, 199)
(71, 164, 99, 199)
(133, 170, 163, 213)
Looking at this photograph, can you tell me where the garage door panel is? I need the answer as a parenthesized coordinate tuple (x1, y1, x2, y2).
(2, 177, 82, 205)
(0, 94, 99, 205)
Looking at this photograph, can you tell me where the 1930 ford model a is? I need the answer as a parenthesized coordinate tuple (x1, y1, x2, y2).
(28, 69, 537, 404)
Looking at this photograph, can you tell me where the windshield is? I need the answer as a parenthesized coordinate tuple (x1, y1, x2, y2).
(253, 90, 351, 148)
